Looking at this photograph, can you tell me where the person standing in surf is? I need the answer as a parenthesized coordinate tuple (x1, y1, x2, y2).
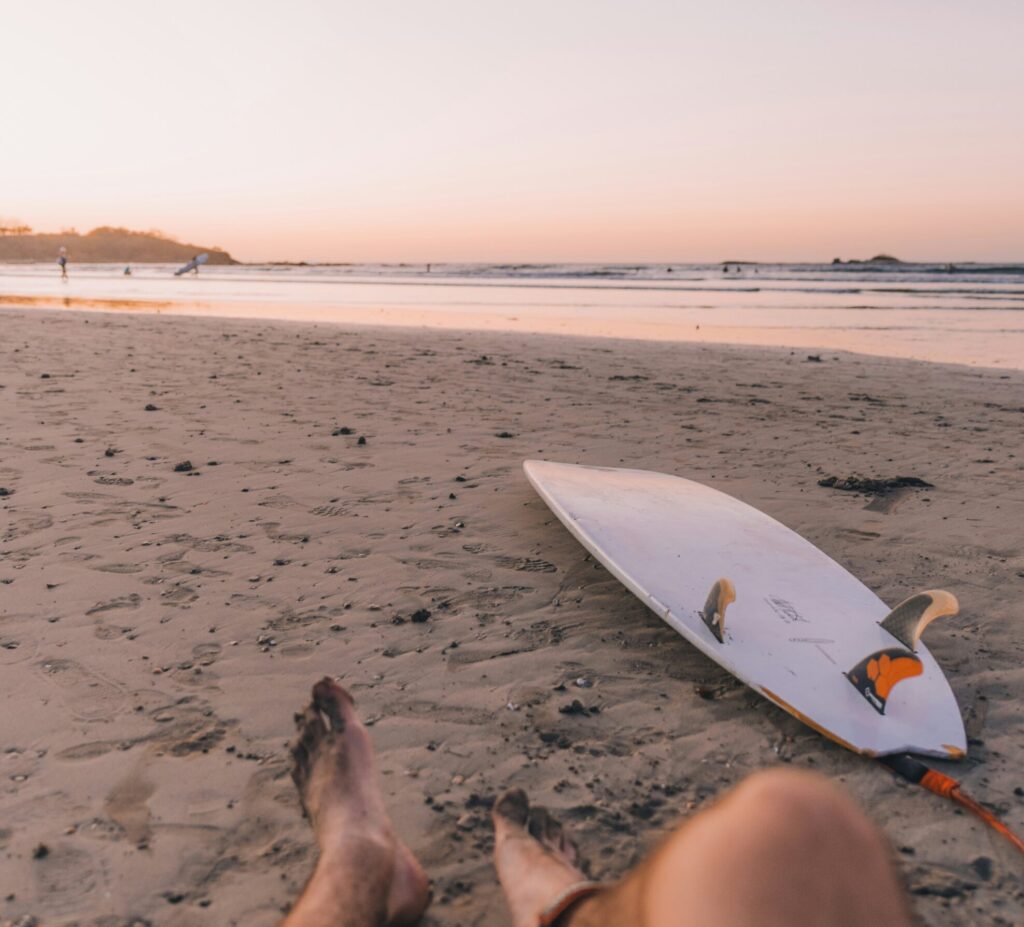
(57, 246, 68, 280)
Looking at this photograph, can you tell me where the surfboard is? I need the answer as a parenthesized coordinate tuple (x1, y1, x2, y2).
(174, 253, 209, 276)
(524, 460, 966, 760)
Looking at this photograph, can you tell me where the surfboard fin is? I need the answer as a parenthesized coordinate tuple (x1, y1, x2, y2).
(700, 578, 735, 643)
(879, 590, 958, 651)
(846, 648, 922, 714)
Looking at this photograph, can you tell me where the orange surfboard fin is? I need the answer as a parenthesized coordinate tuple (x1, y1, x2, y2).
(846, 647, 923, 714)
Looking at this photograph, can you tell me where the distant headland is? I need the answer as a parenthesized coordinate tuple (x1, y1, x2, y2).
(831, 254, 902, 264)
(0, 225, 237, 264)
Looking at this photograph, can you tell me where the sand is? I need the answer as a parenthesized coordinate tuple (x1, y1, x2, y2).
(1, 307, 1022, 926)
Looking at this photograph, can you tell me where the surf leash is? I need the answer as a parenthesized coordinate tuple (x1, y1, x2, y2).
(880, 754, 1024, 855)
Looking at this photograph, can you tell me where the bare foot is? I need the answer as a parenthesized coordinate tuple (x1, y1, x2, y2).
(492, 788, 591, 927)
(288, 678, 430, 927)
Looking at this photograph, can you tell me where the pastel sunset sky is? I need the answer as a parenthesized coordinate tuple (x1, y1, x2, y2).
(5, 1, 1023, 262)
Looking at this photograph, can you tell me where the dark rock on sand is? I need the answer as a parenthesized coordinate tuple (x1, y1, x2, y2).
(559, 699, 599, 716)
(971, 856, 993, 881)
(818, 475, 934, 494)
(144, 404, 159, 411)
(332, 426, 353, 435)
(173, 461, 194, 473)
(410, 608, 431, 623)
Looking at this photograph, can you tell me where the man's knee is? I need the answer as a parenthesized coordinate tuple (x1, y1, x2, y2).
(721, 767, 888, 857)
(641, 769, 911, 926)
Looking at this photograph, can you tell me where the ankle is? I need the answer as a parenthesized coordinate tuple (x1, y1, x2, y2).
(316, 831, 395, 872)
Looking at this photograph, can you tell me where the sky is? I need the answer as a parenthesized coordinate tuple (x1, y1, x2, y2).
(3, 1, 1023, 263)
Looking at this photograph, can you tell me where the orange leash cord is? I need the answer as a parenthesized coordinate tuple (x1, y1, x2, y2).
(880, 754, 1024, 856)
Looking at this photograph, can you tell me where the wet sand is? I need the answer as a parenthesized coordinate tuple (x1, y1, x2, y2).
(1, 307, 1022, 926)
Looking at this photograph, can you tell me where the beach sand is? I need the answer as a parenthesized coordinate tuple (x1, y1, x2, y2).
(1, 307, 1022, 926)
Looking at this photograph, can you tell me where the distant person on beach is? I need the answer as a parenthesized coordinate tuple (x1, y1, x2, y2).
(124, 265, 132, 276)
(57, 246, 68, 280)
(281, 678, 914, 927)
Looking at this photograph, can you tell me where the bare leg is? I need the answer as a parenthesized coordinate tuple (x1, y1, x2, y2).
(493, 768, 913, 927)
(282, 679, 430, 927)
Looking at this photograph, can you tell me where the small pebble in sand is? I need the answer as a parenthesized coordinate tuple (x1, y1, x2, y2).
(331, 426, 353, 435)
(495, 431, 515, 438)
(357, 436, 367, 446)
(410, 608, 431, 623)
(104, 447, 118, 457)
(144, 403, 159, 411)
(32, 844, 49, 860)
(0, 488, 12, 497)
(173, 461, 194, 473)
(575, 677, 593, 688)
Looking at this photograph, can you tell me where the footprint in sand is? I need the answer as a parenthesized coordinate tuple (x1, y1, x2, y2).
(36, 657, 128, 722)
(104, 764, 155, 845)
(85, 593, 142, 615)
(90, 562, 145, 574)
(494, 556, 558, 573)
(33, 843, 104, 916)
(3, 513, 53, 542)
(0, 631, 39, 664)
(192, 642, 222, 665)
(57, 739, 127, 761)
(311, 504, 350, 517)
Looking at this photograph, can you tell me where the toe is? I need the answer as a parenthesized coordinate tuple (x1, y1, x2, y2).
(557, 830, 579, 866)
(290, 739, 310, 785)
(527, 806, 551, 842)
(313, 677, 353, 731)
(543, 814, 565, 850)
(493, 788, 530, 828)
(299, 703, 328, 748)
(291, 703, 327, 788)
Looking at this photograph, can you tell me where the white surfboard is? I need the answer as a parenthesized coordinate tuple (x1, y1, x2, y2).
(174, 253, 209, 276)
(524, 460, 966, 759)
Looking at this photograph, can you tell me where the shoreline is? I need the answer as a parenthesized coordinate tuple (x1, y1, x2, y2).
(2, 295, 1023, 372)
(1, 307, 1021, 926)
